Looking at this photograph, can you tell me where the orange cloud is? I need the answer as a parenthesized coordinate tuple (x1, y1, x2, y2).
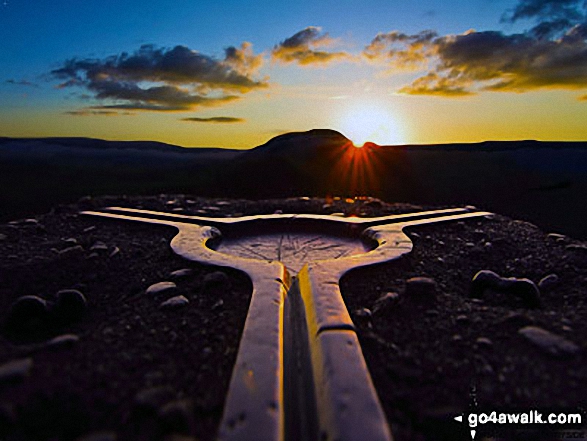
(272, 27, 350, 66)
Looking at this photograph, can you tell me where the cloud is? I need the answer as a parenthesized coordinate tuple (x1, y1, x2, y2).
(363, 30, 438, 69)
(366, 12, 587, 98)
(272, 27, 350, 66)
(51, 44, 267, 112)
(6, 79, 39, 87)
(181, 116, 245, 123)
(224, 42, 264, 76)
(64, 110, 121, 116)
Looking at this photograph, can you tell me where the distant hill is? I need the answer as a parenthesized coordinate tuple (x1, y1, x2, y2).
(1, 131, 587, 238)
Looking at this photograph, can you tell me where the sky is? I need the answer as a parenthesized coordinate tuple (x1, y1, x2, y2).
(0, 0, 586, 148)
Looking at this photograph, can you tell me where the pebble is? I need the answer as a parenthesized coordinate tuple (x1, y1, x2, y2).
(476, 337, 493, 349)
(159, 296, 189, 310)
(547, 233, 567, 242)
(54, 289, 87, 322)
(470, 270, 541, 308)
(456, 315, 469, 325)
(0, 233, 7, 241)
(0, 358, 33, 383)
(45, 334, 80, 349)
(159, 399, 194, 435)
(538, 274, 560, 291)
(5, 295, 49, 331)
(405, 277, 437, 302)
(134, 386, 175, 410)
(146, 281, 177, 296)
(353, 308, 373, 328)
(169, 269, 194, 280)
(76, 431, 117, 441)
(565, 244, 587, 253)
(518, 326, 580, 357)
(212, 299, 224, 310)
(90, 241, 109, 252)
(203, 271, 229, 289)
(372, 292, 400, 313)
(109, 247, 120, 258)
(58, 245, 85, 258)
(497, 312, 534, 330)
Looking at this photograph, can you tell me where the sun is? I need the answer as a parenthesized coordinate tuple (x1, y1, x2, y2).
(338, 105, 403, 147)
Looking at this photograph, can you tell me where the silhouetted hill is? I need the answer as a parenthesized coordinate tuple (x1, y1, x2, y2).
(1, 131, 587, 238)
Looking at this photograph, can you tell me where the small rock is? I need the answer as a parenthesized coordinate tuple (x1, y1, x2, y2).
(405, 277, 437, 302)
(518, 326, 580, 357)
(470, 270, 541, 308)
(538, 274, 559, 291)
(203, 271, 229, 289)
(159, 296, 189, 310)
(212, 299, 224, 310)
(169, 269, 193, 280)
(0, 358, 33, 383)
(134, 386, 175, 410)
(547, 233, 567, 242)
(76, 431, 117, 441)
(4, 295, 49, 332)
(353, 308, 373, 328)
(456, 315, 469, 325)
(59, 245, 85, 258)
(497, 312, 534, 330)
(46, 334, 80, 349)
(54, 289, 87, 322)
(90, 241, 109, 252)
(565, 244, 587, 253)
(83, 226, 97, 233)
(372, 292, 400, 313)
(476, 337, 493, 349)
(0, 233, 7, 241)
(159, 399, 194, 435)
(109, 247, 120, 258)
(146, 281, 177, 296)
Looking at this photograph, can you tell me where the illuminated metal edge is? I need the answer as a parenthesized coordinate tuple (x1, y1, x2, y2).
(81, 208, 492, 441)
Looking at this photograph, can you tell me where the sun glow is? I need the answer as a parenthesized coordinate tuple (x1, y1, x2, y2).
(338, 105, 404, 147)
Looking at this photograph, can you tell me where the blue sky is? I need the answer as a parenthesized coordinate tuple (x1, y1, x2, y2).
(1, 0, 585, 148)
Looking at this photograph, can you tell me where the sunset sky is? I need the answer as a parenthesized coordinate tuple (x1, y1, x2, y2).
(1, 0, 586, 148)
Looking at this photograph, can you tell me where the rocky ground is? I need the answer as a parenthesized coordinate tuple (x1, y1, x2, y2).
(0, 195, 586, 441)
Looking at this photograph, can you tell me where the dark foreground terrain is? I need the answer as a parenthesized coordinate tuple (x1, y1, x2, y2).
(0, 195, 586, 440)
(2, 130, 587, 239)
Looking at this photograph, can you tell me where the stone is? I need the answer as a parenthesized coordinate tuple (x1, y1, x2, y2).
(109, 247, 120, 258)
(59, 245, 85, 258)
(54, 289, 87, 322)
(46, 334, 80, 349)
(538, 274, 560, 291)
(0, 233, 7, 241)
(134, 386, 175, 410)
(90, 241, 109, 252)
(353, 308, 373, 328)
(497, 312, 534, 330)
(5, 295, 49, 332)
(518, 326, 580, 357)
(405, 277, 437, 302)
(76, 431, 117, 441)
(158, 399, 194, 435)
(169, 269, 194, 280)
(476, 337, 493, 349)
(470, 270, 541, 308)
(146, 281, 177, 296)
(0, 358, 33, 383)
(372, 292, 400, 313)
(159, 296, 189, 310)
(203, 271, 229, 289)
(565, 244, 587, 253)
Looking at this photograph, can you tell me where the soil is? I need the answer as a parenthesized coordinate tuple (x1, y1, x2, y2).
(0, 195, 586, 441)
